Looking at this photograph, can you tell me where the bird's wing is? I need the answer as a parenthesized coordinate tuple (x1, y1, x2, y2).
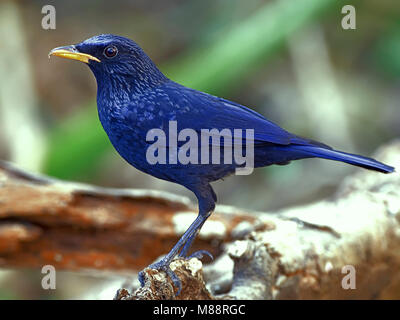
(168, 84, 301, 146)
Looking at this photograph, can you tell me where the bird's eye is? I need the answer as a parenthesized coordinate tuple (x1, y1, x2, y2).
(104, 45, 118, 58)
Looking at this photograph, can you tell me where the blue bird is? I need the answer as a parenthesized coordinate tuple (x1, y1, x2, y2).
(50, 34, 395, 294)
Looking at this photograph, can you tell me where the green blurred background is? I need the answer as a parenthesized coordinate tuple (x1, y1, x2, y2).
(0, 0, 399, 299)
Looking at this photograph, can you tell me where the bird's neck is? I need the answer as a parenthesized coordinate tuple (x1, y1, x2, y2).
(91, 57, 168, 98)
(98, 73, 167, 98)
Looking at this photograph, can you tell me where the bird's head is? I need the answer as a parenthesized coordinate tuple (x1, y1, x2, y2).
(49, 34, 167, 93)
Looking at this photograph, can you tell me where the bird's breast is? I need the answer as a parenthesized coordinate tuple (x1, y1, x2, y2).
(96, 95, 161, 166)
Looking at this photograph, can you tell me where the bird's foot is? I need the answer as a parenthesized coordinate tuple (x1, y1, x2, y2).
(180, 249, 214, 261)
(138, 251, 213, 296)
(138, 258, 182, 296)
(138, 212, 212, 296)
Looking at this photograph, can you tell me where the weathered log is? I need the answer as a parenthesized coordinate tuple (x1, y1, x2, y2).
(0, 160, 256, 271)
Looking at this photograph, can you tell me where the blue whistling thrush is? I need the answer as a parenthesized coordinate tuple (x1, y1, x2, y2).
(49, 34, 395, 295)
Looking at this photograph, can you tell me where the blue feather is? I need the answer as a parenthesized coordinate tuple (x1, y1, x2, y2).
(285, 145, 394, 173)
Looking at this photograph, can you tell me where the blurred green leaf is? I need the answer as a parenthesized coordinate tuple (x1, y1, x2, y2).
(163, 0, 340, 95)
(43, 104, 111, 180)
(43, 0, 343, 179)
(374, 27, 400, 77)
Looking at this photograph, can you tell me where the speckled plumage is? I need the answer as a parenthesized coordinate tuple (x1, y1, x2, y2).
(54, 34, 394, 294)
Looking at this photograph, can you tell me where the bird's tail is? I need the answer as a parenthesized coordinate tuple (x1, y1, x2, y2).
(289, 145, 395, 173)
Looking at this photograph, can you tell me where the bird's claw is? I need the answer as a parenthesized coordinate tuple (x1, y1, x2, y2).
(185, 249, 214, 261)
(138, 250, 212, 296)
(138, 249, 212, 296)
(165, 266, 182, 296)
(138, 259, 182, 296)
(138, 270, 146, 287)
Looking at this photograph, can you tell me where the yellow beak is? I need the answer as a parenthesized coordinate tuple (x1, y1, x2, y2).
(48, 45, 100, 63)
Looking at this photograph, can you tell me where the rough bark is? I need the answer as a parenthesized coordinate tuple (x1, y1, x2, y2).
(1, 141, 399, 299)
(0, 160, 256, 271)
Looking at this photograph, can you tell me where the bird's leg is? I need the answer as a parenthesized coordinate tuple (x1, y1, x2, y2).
(178, 218, 213, 260)
(178, 222, 203, 257)
(138, 211, 209, 295)
(177, 184, 217, 260)
(138, 183, 217, 295)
